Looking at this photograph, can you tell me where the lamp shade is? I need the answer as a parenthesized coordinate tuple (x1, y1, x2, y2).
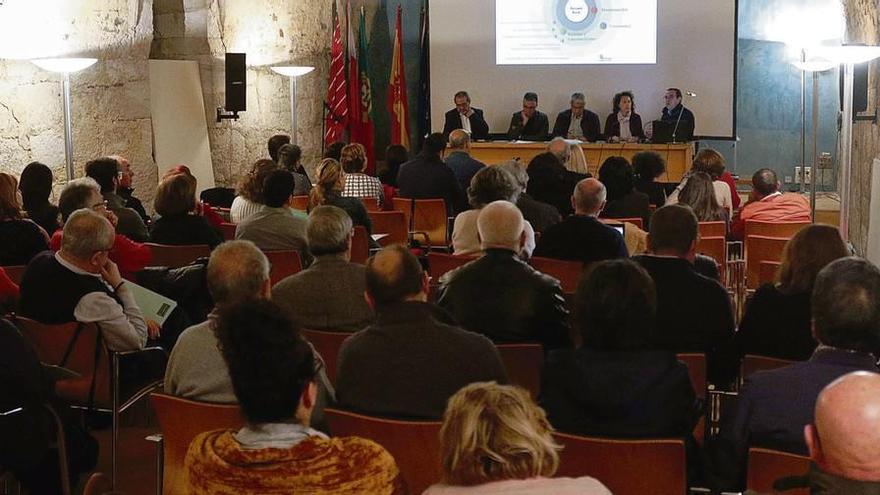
(791, 59, 837, 72)
(271, 66, 314, 77)
(814, 45, 880, 64)
(31, 57, 98, 73)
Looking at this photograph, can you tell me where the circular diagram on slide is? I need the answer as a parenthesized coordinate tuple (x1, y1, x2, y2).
(554, 0, 601, 34)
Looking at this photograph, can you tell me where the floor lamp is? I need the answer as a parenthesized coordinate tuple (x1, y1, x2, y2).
(31, 58, 98, 183)
(270, 66, 315, 145)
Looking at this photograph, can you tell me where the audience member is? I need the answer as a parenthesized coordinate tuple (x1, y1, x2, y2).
(711, 257, 880, 490)
(273, 206, 373, 332)
(597, 156, 651, 228)
(424, 382, 610, 495)
(445, 129, 487, 193)
(541, 259, 699, 439)
(525, 152, 585, 217)
(53, 178, 151, 278)
(336, 245, 508, 419)
(150, 173, 222, 248)
(677, 171, 728, 225)
(236, 169, 311, 263)
(633, 204, 735, 384)
(18, 161, 60, 235)
(534, 178, 628, 264)
(547, 137, 571, 168)
(309, 159, 375, 244)
(0, 172, 48, 266)
(440, 201, 570, 349)
(85, 157, 149, 241)
(804, 372, 880, 491)
(397, 132, 467, 215)
(667, 149, 734, 217)
(736, 224, 848, 361)
(267, 133, 290, 162)
(184, 298, 402, 494)
(324, 140, 346, 161)
(378, 144, 408, 187)
(632, 150, 668, 207)
(276, 143, 312, 195)
(567, 141, 590, 175)
(108, 154, 149, 223)
(340, 143, 384, 207)
(452, 167, 536, 257)
(731, 168, 811, 240)
(497, 160, 560, 233)
(161, 164, 226, 228)
(230, 159, 277, 223)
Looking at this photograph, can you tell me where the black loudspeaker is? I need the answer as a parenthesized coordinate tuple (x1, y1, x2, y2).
(839, 61, 868, 113)
(225, 53, 246, 113)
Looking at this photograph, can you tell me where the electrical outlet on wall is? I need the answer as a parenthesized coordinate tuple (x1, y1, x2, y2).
(804, 166, 812, 184)
(794, 166, 802, 184)
(784, 175, 793, 183)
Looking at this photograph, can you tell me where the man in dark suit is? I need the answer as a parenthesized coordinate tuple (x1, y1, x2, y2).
(632, 204, 736, 384)
(445, 130, 486, 193)
(442, 91, 489, 140)
(551, 92, 602, 142)
(506, 92, 549, 141)
(709, 257, 880, 492)
(336, 245, 508, 419)
(497, 160, 560, 233)
(397, 132, 467, 215)
(533, 178, 628, 263)
(659, 87, 695, 139)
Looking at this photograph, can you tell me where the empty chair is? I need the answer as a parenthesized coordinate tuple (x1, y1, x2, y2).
(697, 236, 727, 283)
(528, 256, 583, 294)
(360, 196, 381, 211)
(300, 328, 351, 385)
(427, 252, 475, 283)
(219, 222, 236, 241)
(699, 221, 727, 238)
(324, 408, 442, 495)
(149, 393, 243, 494)
(758, 260, 781, 286)
(392, 197, 449, 249)
(263, 250, 303, 286)
(368, 210, 408, 246)
(351, 225, 370, 264)
(745, 235, 789, 290)
(744, 220, 810, 239)
(496, 343, 543, 398)
(145, 243, 211, 268)
(746, 447, 810, 495)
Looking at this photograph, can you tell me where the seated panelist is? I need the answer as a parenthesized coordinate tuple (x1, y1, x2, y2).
(604, 91, 645, 143)
(551, 92, 601, 142)
(506, 92, 550, 142)
(443, 91, 489, 140)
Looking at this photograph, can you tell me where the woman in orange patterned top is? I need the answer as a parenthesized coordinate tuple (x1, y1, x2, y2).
(184, 298, 403, 494)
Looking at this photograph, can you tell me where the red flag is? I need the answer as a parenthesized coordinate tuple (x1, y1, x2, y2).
(324, 1, 348, 147)
(388, 5, 410, 149)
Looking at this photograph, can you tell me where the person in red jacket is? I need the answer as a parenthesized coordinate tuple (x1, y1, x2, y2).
(731, 168, 811, 240)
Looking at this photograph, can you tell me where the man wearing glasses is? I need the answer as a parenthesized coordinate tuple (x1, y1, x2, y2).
(506, 92, 550, 141)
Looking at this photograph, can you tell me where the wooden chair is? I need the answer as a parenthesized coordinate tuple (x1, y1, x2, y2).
(368, 211, 408, 246)
(360, 196, 381, 211)
(1, 265, 26, 285)
(554, 432, 688, 495)
(740, 355, 795, 386)
(149, 393, 243, 495)
(528, 257, 583, 294)
(300, 328, 352, 385)
(496, 343, 544, 398)
(427, 252, 476, 283)
(145, 243, 211, 268)
(291, 195, 310, 211)
(392, 198, 449, 249)
(219, 222, 237, 241)
(746, 447, 810, 495)
(744, 220, 810, 239)
(14, 317, 165, 489)
(263, 250, 303, 285)
(602, 216, 644, 230)
(1, 403, 74, 494)
(699, 221, 727, 238)
(745, 235, 789, 289)
(697, 236, 727, 283)
(324, 408, 442, 495)
(676, 352, 707, 400)
(758, 260, 782, 286)
(351, 225, 370, 264)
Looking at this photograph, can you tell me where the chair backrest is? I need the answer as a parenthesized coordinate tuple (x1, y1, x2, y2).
(427, 252, 476, 283)
(699, 221, 727, 238)
(676, 352, 707, 400)
(554, 432, 688, 495)
(300, 328, 352, 385)
(696, 236, 727, 281)
(13, 317, 111, 407)
(219, 222, 237, 241)
(2, 265, 26, 285)
(368, 211, 408, 246)
(744, 220, 810, 239)
(528, 257, 583, 294)
(392, 197, 448, 248)
(602, 217, 644, 230)
(150, 393, 243, 495)
(145, 243, 211, 268)
(263, 250, 303, 286)
(496, 343, 543, 398)
(746, 447, 810, 495)
(745, 235, 789, 289)
(324, 408, 442, 495)
(351, 225, 370, 264)
(291, 195, 310, 211)
(740, 354, 795, 385)
(360, 196, 381, 212)
(758, 260, 781, 286)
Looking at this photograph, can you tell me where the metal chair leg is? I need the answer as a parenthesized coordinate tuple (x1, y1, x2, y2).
(44, 404, 72, 495)
(112, 352, 120, 490)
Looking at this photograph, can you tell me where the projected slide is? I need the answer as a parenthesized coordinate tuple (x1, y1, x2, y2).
(496, 0, 657, 65)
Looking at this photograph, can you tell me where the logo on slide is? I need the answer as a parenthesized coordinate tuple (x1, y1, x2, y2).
(556, 0, 600, 33)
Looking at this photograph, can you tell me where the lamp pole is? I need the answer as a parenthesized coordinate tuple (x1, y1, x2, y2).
(270, 65, 315, 145)
(61, 72, 75, 182)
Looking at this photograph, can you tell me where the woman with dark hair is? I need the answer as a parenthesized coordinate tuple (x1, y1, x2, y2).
(541, 258, 699, 439)
(526, 152, 581, 217)
(150, 174, 222, 248)
(736, 225, 849, 360)
(18, 162, 60, 235)
(309, 158, 375, 244)
(632, 151, 667, 207)
(678, 172, 728, 225)
(603, 91, 644, 143)
(230, 159, 277, 223)
(667, 149, 735, 216)
(597, 156, 651, 228)
(0, 173, 49, 266)
(277, 143, 312, 195)
(378, 144, 409, 187)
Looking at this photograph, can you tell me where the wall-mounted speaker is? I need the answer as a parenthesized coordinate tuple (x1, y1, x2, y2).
(225, 53, 246, 113)
(840, 61, 869, 114)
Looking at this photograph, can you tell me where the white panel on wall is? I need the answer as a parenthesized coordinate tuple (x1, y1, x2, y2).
(865, 158, 880, 263)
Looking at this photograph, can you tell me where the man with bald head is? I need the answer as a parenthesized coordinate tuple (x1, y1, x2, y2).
(805, 371, 880, 491)
(438, 201, 570, 350)
(731, 167, 811, 239)
(534, 178, 628, 263)
(336, 245, 507, 419)
(711, 257, 880, 491)
(445, 129, 486, 193)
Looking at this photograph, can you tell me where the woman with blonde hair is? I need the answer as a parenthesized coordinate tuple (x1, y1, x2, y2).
(565, 143, 589, 175)
(736, 224, 849, 360)
(230, 159, 278, 223)
(309, 158, 374, 241)
(340, 143, 384, 207)
(424, 381, 610, 494)
(0, 172, 49, 266)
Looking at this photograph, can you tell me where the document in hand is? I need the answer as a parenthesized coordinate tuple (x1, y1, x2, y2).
(125, 281, 178, 326)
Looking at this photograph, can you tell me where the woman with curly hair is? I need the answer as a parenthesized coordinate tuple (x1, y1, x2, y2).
(340, 143, 384, 207)
(309, 158, 374, 242)
(230, 159, 277, 223)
